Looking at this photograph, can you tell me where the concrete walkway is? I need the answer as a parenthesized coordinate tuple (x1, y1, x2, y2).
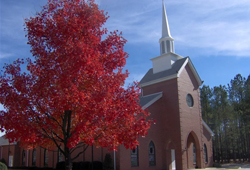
(221, 163, 250, 169)
(189, 163, 250, 170)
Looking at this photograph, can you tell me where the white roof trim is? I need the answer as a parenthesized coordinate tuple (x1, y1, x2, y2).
(150, 52, 183, 61)
(187, 59, 202, 86)
(140, 74, 177, 88)
(142, 92, 163, 110)
(202, 120, 214, 136)
(177, 58, 202, 86)
(177, 58, 189, 77)
(0, 136, 17, 146)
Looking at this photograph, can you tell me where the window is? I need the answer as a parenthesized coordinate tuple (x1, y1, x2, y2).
(32, 149, 36, 166)
(44, 149, 49, 167)
(8, 155, 13, 167)
(131, 146, 139, 167)
(186, 94, 194, 107)
(22, 150, 25, 165)
(193, 144, 196, 164)
(149, 141, 156, 166)
(58, 149, 63, 162)
(204, 144, 208, 163)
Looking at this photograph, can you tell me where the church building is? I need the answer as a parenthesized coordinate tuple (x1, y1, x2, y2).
(116, 2, 214, 170)
(0, 2, 213, 170)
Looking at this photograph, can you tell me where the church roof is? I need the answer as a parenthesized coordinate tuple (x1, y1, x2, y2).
(0, 135, 17, 146)
(202, 120, 214, 136)
(139, 57, 202, 87)
(139, 92, 163, 110)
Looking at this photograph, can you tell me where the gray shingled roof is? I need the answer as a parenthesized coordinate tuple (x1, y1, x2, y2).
(139, 92, 162, 109)
(0, 136, 17, 146)
(140, 57, 188, 85)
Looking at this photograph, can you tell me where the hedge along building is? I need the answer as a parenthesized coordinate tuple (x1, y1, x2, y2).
(0, 2, 213, 170)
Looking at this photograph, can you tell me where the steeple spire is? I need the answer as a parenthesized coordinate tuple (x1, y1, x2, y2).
(159, 0, 174, 55)
(162, 0, 172, 39)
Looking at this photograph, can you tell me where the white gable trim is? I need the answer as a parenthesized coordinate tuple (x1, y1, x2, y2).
(187, 59, 203, 86)
(202, 120, 214, 136)
(142, 92, 163, 110)
(151, 52, 183, 61)
(177, 58, 202, 86)
(177, 58, 189, 77)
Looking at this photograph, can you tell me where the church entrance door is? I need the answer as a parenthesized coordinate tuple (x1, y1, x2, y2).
(186, 131, 201, 169)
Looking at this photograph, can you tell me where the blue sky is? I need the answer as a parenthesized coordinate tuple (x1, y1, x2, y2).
(0, 0, 250, 136)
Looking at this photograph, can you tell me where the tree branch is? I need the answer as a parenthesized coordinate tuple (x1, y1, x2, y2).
(66, 110, 72, 139)
(70, 142, 85, 154)
(36, 101, 63, 129)
(71, 145, 89, 161)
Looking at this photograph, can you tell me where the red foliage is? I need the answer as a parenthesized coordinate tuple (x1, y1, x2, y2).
(0, 0, 152, 153)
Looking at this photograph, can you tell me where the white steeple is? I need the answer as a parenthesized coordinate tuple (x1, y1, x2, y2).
(159, 0, 174, 55)
(150, 1, 183, 74)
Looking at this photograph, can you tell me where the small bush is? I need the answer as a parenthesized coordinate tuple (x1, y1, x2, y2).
(56, 161, 65, 170)
(43, 167, 54, 170)
(80, 161, 91, 170)
(0, 162, 8, 170)
(103, 154, 113, 170)
(72, 162, 81, 170)
(213, 162, 222, 168)
(0, 158, 7, 166)
(8, 167, 39, 170)
(92, 161, 103, 170)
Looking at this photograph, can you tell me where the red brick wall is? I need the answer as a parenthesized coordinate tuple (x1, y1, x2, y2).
(177, 64, 213, 170)
(123, 78, 182, 170)
(203, 126, 213, 167)
(0, 145, 17, 167)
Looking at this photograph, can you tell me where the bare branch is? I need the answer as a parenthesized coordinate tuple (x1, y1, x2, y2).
(70, 142, 85, 154)
(36, 101, 63, 129)
(71, 145, 89, 161)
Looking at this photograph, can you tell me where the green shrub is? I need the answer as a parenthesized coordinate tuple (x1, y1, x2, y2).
(213, 162, 222, 168)
(0, 158, 7, 165)
(0, 162, 8, 170)
(103, 153, 113, 170)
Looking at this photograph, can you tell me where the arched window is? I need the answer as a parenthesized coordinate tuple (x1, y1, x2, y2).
(32, 149, 36, 166)
(44, 149, 49, 167)
(22, 150, 25, 165)
(193, 144, 196, 164)
(131, 146, 139, 167)
(149, 141, 156, 166)
(204, 144, 208, 163)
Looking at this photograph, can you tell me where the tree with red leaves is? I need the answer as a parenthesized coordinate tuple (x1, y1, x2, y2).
(0, 0, 152, 169)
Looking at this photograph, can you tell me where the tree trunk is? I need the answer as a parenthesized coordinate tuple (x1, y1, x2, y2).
(64, 110, 73, 170)
(65, 146, 73, 170)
